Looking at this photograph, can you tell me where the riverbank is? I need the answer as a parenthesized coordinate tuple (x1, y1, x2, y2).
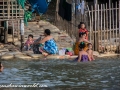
(0, 20, 119, 60)
(0, 49, 119, 60)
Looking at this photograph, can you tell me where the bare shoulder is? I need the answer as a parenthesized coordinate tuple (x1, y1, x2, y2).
(83, 51, 88, 55)
(47, 35, 53, 40)
(90, 50, 93, 53)
(88, 50, 93, 53)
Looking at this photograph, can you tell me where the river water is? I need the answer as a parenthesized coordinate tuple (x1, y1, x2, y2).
(0, 56, 120, 90)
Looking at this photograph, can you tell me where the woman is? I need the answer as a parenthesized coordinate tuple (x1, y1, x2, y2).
(74, 32, 90, 55)
(33, 29, 58, 56)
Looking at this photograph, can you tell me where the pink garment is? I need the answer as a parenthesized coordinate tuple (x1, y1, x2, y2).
(25, 39, 34, 45)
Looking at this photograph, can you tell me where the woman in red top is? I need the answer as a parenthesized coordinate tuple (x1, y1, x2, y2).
(78, 22, 89, 40)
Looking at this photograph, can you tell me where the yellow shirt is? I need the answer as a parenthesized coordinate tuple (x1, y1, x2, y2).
(74, 42, 88, 55)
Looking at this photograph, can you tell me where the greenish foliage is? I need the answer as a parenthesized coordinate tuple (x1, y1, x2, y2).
(24, 11, 32, 25)
(17, 0, 26, 9)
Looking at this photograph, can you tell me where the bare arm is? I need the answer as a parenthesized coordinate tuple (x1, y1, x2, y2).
(24, 40, 28, 45)
(78, 52, 82, 62)
(83, 39, 90, 43)
(39, 37, 48, 43)
(92, 51, 95, 60)
(34, 37, 48, 44)
(88, 54, 91, 61)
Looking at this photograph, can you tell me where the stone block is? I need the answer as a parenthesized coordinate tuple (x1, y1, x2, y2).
(0, 49, 9, 52)
(27, 53, 44, 58)
(93, 51, 99, 56)
(70, 55, 78, 59)
(14, 41, 21, 46)
(7, 38, 19, 42)
(46, 55, 60, 59)
(1, 54, 14, 60)
(14, 54, 32, 60)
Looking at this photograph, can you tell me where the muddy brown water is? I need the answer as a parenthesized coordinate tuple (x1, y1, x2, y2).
(0, 56, 120, 90)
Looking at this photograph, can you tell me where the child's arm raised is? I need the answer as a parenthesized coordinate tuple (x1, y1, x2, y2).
(34, 37, 47, 44)
(83, 39, 90, 43)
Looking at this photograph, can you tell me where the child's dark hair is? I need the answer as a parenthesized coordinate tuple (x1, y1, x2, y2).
(44, 29, 51, 35)
(87, 43, 92, 47)
(79, 32, 86, 37)
(79, 42, 86, 49)
(80, 22, 85, 25)
(78, 22, 86, 29)
(28, 34, 33, 38)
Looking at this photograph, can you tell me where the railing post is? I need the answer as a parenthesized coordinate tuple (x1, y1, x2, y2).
(75, 0, 78, 41)
(55, 0, 59, 26)
(93, 0, 100, 52)
(20, 19, 24, 52)
(118, 0, 120, 53)
(4, 21, 8, 44)
(94, 0, 98, 51)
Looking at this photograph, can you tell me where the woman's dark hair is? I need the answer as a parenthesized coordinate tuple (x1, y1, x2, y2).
(28, 34, 33, 38)
(79, 42, 86, 49)
(44, 29, 51, 35)
(78, 22, 86, 29)
(79, 32, 86, 37)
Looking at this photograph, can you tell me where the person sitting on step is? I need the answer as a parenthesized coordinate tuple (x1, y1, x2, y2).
(33, 29, 58, 56)
(23, 34, 34, 51)
(74, 32, 90, 55)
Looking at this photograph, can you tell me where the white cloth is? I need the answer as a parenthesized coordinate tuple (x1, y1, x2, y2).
(81, 0, 85, 15)
(20, 20, 24, 35)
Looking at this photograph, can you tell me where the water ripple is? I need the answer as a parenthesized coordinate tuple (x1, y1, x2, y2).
(0, 57, 120, 89)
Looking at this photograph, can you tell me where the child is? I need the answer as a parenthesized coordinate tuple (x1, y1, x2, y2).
(74, 42, 91, 62)
(87, 43, 95, 60)
(78, 22, 89, 40)
(0, 62, 3, 72)
(24, 34, 34, 51)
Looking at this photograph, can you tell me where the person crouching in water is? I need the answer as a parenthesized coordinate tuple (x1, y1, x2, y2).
(87, 43, 95, 60)
(23, 34, 34, 51)
(74, 42, 91, 62)
(0, 62, 3, 72)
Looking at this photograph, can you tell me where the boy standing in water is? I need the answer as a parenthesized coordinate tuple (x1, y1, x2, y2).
(87, 43, 95, 61)
(0, 62, 3, 72)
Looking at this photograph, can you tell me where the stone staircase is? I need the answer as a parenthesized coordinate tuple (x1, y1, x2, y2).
(24, 20, 74, 49)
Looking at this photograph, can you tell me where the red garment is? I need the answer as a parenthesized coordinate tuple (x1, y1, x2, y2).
(25, 39, 34, 45)
(79, 28, 88, 40)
